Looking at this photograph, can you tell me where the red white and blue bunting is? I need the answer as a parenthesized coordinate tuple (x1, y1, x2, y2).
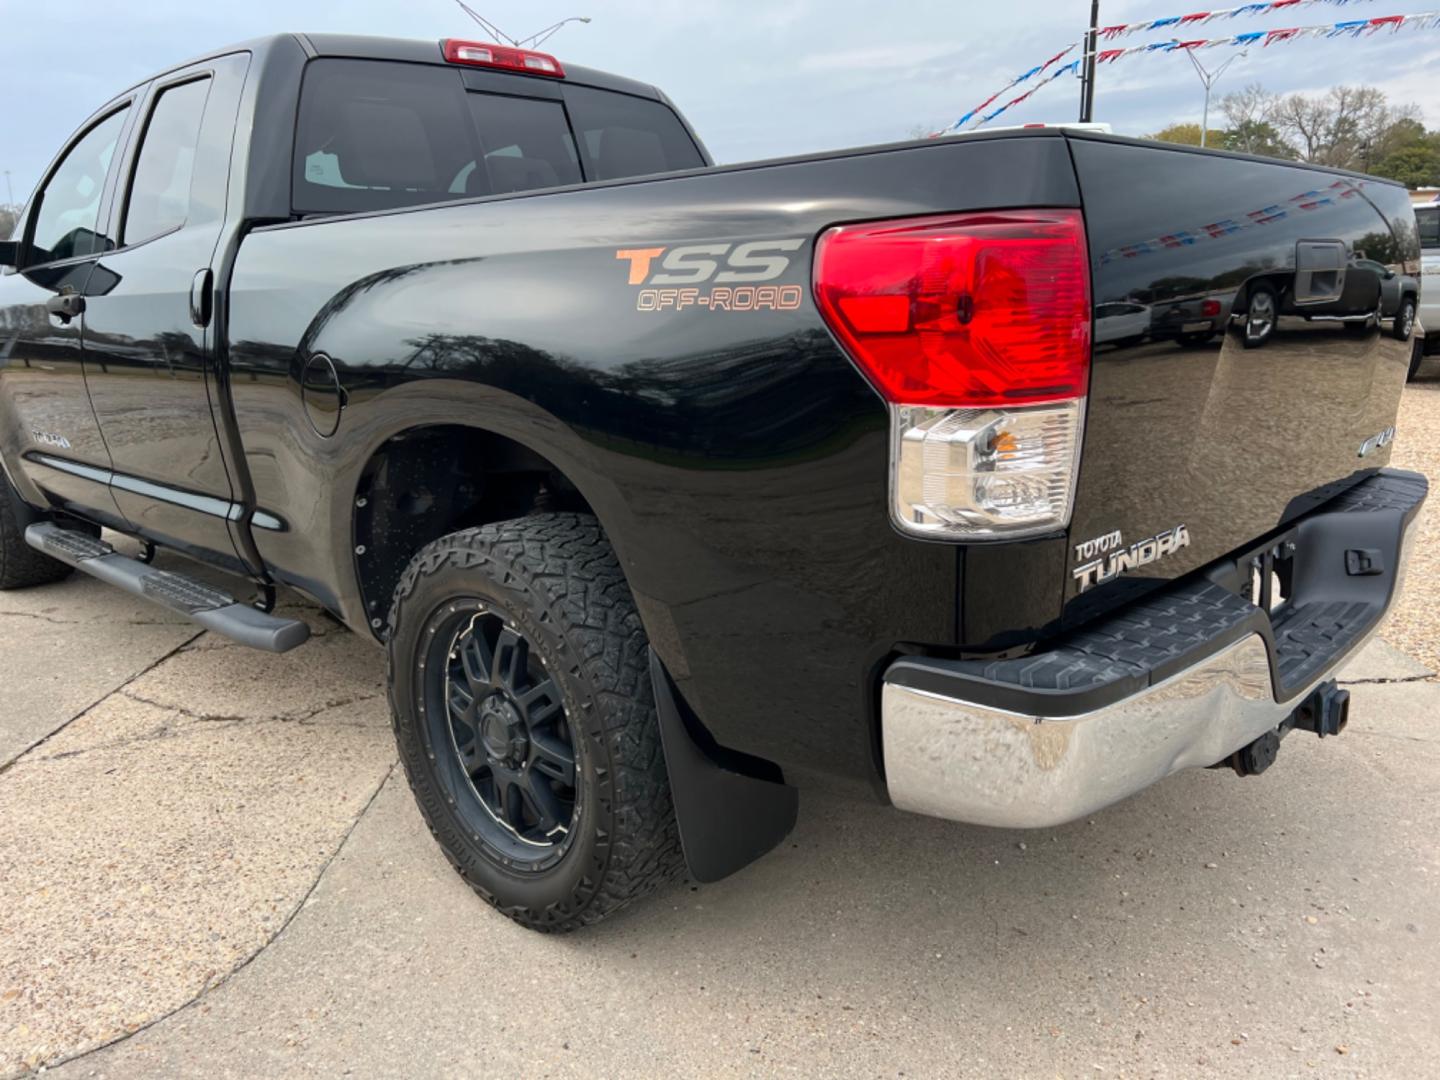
(940, 44, 1081, 132)
(1096, 178, 1372, 265)
(1097, 0, 1374, 39)
(941, 8, 1440, 134)
(1098, 9, 1440, 62)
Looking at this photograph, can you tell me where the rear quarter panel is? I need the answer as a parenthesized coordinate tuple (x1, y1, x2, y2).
(225, 134, 1080, 786)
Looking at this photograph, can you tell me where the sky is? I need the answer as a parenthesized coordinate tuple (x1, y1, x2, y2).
(3, 0, 1440, 203)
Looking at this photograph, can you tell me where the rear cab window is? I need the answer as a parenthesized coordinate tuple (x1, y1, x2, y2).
(561, 84, 704, 180)
(123, 77, 212, 244)
(292, 58, 705, 217)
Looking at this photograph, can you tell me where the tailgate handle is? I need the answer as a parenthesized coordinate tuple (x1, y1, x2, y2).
(1295, 240, 1345, 304)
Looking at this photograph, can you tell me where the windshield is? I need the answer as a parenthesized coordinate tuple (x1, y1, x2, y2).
(1419, 206, 1439, 251)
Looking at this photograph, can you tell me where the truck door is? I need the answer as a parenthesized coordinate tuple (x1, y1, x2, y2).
(79, 53, 251, 572)
(0, 102, 134, 524)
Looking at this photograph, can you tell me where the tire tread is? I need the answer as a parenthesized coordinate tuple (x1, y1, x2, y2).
(386, 513, 684, 932)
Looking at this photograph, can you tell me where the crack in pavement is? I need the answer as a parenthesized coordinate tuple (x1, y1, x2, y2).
(12, 690, 388, 768)
(1347, 729, 1440, 745)
(15, 764, 399, 1080)
(1339, 673, 1437, 685)
(119, 688, 385, 726)
(0, 629, 205, 776)
(0, 609, 188, 628)
(0, 610, 79, 626)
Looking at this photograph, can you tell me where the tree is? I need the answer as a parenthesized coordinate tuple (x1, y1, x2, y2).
(1269, 85, 1416, 171)
(1218, 83, 1273, 130)
(1215, 82, 1436, 181)
(1374, 139, 1440, 189)
(1146, 122, 1223, 147)
(1222, 120, 1296, 160)
(1214, 85, 1295, 159)
(0, 205, 18, 241)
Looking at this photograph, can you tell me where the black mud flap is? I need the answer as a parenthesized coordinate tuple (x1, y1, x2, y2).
(649, 649, 798, 884)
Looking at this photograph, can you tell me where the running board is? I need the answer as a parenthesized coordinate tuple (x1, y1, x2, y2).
(25, 523, 310, 653)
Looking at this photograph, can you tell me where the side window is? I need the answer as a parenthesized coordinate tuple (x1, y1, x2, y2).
(460, 93, 581, 196)
(123, 77, 211, 245)
(29, 106, 129, 265)
(1419, 208, 1439, 251)
(562, 86, 704, 181)
(293, 59, 478, 215)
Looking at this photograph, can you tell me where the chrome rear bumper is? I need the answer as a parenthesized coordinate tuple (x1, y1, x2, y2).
(881, 469, 1426, 829)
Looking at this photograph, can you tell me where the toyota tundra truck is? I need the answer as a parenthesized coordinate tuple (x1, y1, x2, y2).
(0, 33, 1427, 932)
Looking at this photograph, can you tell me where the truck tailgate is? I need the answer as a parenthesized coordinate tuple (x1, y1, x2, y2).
(1062, 137, 1417, 623)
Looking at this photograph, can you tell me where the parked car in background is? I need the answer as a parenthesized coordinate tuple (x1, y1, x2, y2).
(1149, 294, 1226, 346)
(1094, 300, 1149, 346)
(1416, 197, 1439, 379)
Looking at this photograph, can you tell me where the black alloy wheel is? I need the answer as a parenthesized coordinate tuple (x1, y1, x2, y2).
(425, 602, 579, 869)
(386, 514, 684, 932)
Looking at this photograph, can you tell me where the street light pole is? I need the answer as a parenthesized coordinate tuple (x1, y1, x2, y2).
(1079, 0, 1100, 122)
(520, 16, 591, 49)
(1183, 47, 1246, 147)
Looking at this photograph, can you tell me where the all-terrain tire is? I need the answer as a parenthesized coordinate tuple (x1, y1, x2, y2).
(0, 475, 75, 589)
(386, 513, 685, 932)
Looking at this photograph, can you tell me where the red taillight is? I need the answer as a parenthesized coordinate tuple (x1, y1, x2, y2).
(813, 210, 1091, 408)
(1200, 298, 1222, 317)
(441, 39, 565, 78)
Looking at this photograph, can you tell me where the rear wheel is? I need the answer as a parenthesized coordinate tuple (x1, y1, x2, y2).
(386, 513, 684, 932)
(1393, 297, 1416, 343)
(0, 475, 76, 590)
(1242, 284, 1277, 349)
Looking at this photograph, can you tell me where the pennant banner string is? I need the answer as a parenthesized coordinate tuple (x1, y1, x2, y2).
(1097, 0, 1375, 40)
(1096, 178, 1371, 266)
(943, 10, 1440, 134)
(938, 43, 1079, 132)
(1094, 10, 1440, 65)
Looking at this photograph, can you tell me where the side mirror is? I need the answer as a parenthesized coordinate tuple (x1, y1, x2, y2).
(0, 241, 17, 270)
(1383, 268, 1396, 280)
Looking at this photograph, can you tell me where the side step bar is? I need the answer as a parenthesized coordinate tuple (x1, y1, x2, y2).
(25, 523, 310, 653)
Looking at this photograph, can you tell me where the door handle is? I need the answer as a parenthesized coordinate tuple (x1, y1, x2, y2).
(45, 291, 85, 323)
(190, 268, 213, 328)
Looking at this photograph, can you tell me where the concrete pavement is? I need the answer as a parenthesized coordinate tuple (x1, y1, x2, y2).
(2, 564, 1438, 1077)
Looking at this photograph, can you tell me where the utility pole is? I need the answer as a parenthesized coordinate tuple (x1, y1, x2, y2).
(1079, 0, 1100, 122)
(3, 170, 12, 207)
(1183, 47, 1246, 147)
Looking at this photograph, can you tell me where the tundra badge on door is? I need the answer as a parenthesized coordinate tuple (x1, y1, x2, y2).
(31, 430, 72, 450)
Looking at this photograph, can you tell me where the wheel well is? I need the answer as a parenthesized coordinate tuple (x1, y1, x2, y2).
(353, 426, 595, 633)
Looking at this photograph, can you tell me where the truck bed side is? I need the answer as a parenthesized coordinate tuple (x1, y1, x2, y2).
(225, 133, 1078, 786)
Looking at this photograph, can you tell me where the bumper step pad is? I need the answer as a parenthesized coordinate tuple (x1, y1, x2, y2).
(25, 523, 309, 653)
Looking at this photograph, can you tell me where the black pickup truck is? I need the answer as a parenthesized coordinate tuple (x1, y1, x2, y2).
(0, 33, 1427, 932)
